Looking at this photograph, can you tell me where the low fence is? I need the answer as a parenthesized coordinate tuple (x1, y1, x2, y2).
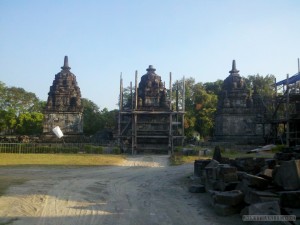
(0, 143, 120, 154)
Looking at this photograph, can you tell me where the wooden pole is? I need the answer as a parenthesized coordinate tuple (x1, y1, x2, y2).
(170, 72, 173, 154)
(130, 81, 133, 110)
(182, 76, 185, 146)
(169, 72, 172, 110)
(176, 81, 179, 111)
(135, 70, 138, 110)
(286, 74, 290, 147)
(118, 73, 123, 147)
(183, 76, 185, 112)
(132, 70, 138, 154)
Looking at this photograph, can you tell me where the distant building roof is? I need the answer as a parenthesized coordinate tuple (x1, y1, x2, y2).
(275, 72, 300, 86)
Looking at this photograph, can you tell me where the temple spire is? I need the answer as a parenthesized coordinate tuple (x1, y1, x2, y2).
(61, 56, 71, 70)
(146, 65, 156, 72)
(229, 59, 240, 75)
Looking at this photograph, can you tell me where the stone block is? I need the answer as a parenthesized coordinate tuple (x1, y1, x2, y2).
(244, 190, 279, 205)
(194, 159, 211, 177)
(237, 171, 247, 181)
(234, 157, 265, 174)
(188, 184, 206, 193)
(205, 159, 220, 168)
(213, 203, 240, 216)
(213, 146, 222, 162)
(234, 157, 256, 172)
(211, 190, 244, 206)
(248, 201, 281, 215)
(282, 208, 300, 222)
(279, 191, 300, 208)
(258, 168, 273, 180)
(273, 160, 300, 191)
(213, 180, 239, 191)
(220, 157, 230, 164)
(243, 173, 270, 189)
(265, 158, 277, 169)
(204, 159, 219, 181)
(205, 167, 218, 180)
(218, 164, 238, 182)
(205, 179, 214, 192)
(274, 152, 294, 161)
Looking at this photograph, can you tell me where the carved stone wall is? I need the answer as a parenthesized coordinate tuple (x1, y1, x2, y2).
(214, 60, 267, 144)
(137, 65, 169, 109)
(43, 56, 83, 135)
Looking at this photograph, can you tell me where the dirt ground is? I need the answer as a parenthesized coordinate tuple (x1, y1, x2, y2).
(0, 155, 243, 225)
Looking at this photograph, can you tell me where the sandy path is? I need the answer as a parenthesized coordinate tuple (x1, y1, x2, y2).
(0, 155, 242, 225)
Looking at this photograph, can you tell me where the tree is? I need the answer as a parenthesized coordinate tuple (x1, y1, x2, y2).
(82, 98, 102, 135)
(203, 80, 223, 95)
(172, 78, 218, 140)
(1, 86, 42, 115)
(245, 74, 275, 98)
(245, 74, 276, 113)
(0, 82, 44, 134)
(122, 86, 133, 109)
(16, 112, 43, 135)
(193, 82, 218, 138)
(99, 108, 118, 130)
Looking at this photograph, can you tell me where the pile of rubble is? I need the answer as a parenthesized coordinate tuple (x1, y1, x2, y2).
(190, 146, 300, 223)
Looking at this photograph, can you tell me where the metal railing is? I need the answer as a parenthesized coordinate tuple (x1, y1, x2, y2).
(0, 143, 107, 154)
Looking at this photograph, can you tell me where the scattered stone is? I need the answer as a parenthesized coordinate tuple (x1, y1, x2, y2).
(220, 157, 230, 164)
(273, 160, 300, 191)
(265, 158, 277, 169)
(218, 164, 238, 182)
(279, 191, 300, 208)
(248, 201, 281, 215)
(274, 152, 296, 161)
(205, 159, 220, 168)
(282, 207, 300, 220)
(189, 185, 206, 193)
(204, 159, 220, 180)
(258, 168, 273, 180)
(234, 157, 256, 173)
(213, 203, 241, 216)
(182, 148, 197, 156)
(233, 157, 265, 174)
(237, 171, 247, 181)
(244, 190, 279, 205)
(211, 190, 244, 206)
(213, 180, 239, 192)
(243, 173, 270, 189)
(235, 178, 255, 196)
(194, 159, 211, 177)
(199, 148, 209, 156)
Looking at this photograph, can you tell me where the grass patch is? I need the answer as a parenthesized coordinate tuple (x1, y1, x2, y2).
(0, 153, 126, 166)
(170, 148, 275, 166)
(170, 154, 210, 166)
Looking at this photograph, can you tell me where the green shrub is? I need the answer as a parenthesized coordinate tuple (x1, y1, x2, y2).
(84, 145, 103, 154)
(113, 147, 121, 154)
(174, 146, 182, 153)
(94, 146, 103, 154)
(271, 145, 285, 153)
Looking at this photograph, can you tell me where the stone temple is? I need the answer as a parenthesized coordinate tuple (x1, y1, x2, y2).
(214, 60, 268, 144)
(42, 56, 83, 139)
(119, 65, 185, 153)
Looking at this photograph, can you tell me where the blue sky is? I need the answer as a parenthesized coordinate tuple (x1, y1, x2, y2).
(0, 0, 299, 110)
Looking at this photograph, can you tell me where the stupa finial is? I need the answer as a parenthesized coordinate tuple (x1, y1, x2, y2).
(61, 56, 71, 70)
(229, 59, 239, 75)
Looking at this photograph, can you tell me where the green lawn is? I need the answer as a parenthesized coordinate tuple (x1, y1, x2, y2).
(170, 150, 275, 165)
(0, 153, 126, 166)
